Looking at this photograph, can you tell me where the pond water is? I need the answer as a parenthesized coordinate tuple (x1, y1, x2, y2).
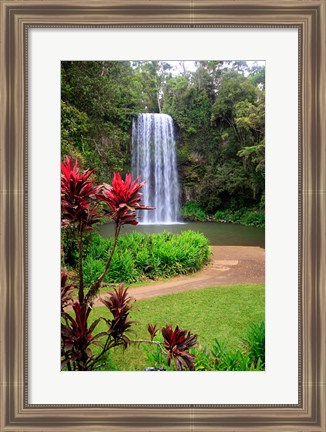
(98, 221, 265, 248)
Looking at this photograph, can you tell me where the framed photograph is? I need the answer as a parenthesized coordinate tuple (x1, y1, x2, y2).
(1, 0, 325, 431)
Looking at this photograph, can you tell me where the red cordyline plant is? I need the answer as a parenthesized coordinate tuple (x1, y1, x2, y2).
(142, 323, 197, 371)
(100, 285, 136, 347)
(147, 323, 159, 341)
(162, 324, 197, 371)
(61, 156, 102, 231)
(98, 172, 153, 228)
(61, 156, 153, 370)
(61, 156, 197, 371)
(62, 285, 136, 371)
(61, 156, 102, 303)
(61, 301, 104, 371)
(85, 172, 154, 302)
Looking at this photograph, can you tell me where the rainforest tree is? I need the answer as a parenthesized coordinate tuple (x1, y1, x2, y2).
(61, 60, 265, 222)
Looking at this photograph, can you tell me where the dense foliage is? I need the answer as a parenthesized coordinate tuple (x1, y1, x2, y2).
(162, 61, 265, 215)
(80, 230, 211, 284)
(192, 321, 265, 371)
(61, 157, 197, 371)
(180, 201, 264, 227)
(144, 320, 265, 371)
(214, 208, 265, 228)
(61, 60, 265, 221)
(180, 201, 208, 222)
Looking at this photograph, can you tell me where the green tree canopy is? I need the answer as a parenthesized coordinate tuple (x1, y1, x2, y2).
(61, 60, 265, 215)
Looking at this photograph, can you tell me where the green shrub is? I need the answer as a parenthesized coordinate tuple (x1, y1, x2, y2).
(240, 210, 265, 227)
(210, 339, 264, 371)
(241, 321, 265, 367)
(105, 250, 141, 283)
(180, 201, 208, 222)
(83, 230, 211, 284)
(180, 201, 264, 227)
(83, 258, 105, 285)
(214, 208, 264, 228)
(191, 346, 216, 371)
(142, 343, 175, 371)
(192, 320, 265, 371)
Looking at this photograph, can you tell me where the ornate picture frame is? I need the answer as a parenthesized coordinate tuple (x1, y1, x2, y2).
(1, 1, 325, 430)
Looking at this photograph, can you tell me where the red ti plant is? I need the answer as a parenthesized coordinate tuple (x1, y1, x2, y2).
(144, 323, 197, 371)
(61, 301, 105, 371)
(162, 324, 197, 371)
(61, 156, 152, 303)
(60, 157, 197, 371)
(61, 156, 102, 304)
(85, 172, 153, 302)
(98, 172, 153, 228)
(61, 156, 153, 370)
(147, 323, 159, 341)
(61, 156, 102, 231)
(61, 286, 137, 371)
(100, 285, 136, 347)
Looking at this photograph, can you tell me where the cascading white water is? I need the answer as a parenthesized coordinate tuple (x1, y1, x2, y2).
(132, 113, 180, 224)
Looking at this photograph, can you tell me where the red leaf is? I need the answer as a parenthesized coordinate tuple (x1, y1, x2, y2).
(100, 285, 136, 346)
(96, 172, 154, 227)
(161, 324, 197, 371)
(61, 155, 102, 231)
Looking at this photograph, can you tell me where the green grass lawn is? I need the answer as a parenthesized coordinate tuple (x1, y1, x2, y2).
(90, 283, 264, 371)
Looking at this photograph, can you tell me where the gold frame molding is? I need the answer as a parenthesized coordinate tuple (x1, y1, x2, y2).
(1, 1, 325, 431)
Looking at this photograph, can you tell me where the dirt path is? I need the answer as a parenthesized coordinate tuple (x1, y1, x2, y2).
(93, 246, 265, 305)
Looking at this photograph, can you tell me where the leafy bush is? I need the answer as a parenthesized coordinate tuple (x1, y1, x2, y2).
(192, 320, 265, 371)
(83, 230, 211, 284)
(241, 321, 265, 367)
(191, 346, 215, 371)
(83, 258, 105, 285)
(180, 201, 264, 227)
(180, 201, 208, 222)
(240, 210, 265, 227)
(143, 344, 172, 370)
(214, 208, 264, 227)
(210, 338, 264, 371)
(214, 209, 243, 224)
(192, 343, 264, 371)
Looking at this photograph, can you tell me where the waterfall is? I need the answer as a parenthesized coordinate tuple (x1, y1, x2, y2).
(132, 113, 180, 224)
